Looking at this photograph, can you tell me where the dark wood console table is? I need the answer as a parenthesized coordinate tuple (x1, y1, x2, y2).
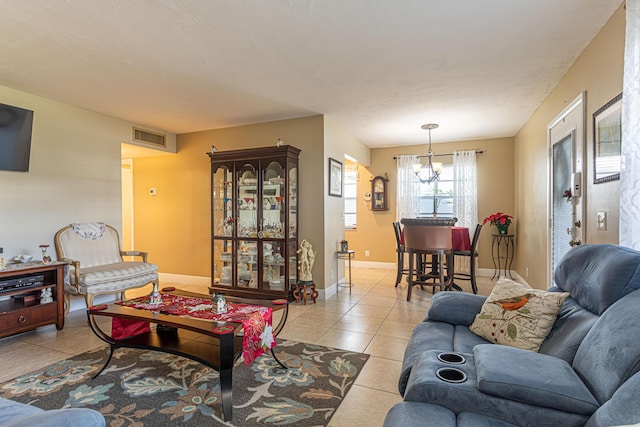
(0, 262, 66, 338)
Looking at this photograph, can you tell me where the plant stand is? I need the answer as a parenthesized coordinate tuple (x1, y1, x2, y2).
(293, 281, 317, 304)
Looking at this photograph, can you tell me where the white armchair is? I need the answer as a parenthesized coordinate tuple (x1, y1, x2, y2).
(54, 223, 159, 315)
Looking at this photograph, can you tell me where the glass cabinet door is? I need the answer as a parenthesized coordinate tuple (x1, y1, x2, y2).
(262, 161, 285, 239)
(212, 165, 233, 237)
(237, 164, 258, 238)
(288, 166, 297, 239)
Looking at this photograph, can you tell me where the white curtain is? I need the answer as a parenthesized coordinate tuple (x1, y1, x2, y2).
(453, 150, 478, 274)
(452, 150, 478, 229)
(396, 155, 420, 221)
(621, 0, 640, 250)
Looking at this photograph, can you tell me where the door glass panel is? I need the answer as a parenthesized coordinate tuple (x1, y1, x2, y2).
(263, 161, 284, 238)
(263, 240, 284, 291)
(238, 165, 258, 238)
(288, 240, 297, 287)
(552, 134, 573, 280)
(289, 166, 297, 238)
(214, 239, 233, 285)
(238, 240, 257, 288)
(213, 166, 233, 237)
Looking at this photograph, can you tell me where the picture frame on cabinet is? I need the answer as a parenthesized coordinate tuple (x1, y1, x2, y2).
(329, 157, 343, 197)
(593, 92, 622, 184)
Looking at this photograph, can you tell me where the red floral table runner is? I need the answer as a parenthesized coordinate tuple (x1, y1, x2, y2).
(115, 294, 275, 365)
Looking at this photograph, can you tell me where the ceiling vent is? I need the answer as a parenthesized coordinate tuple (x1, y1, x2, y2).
(133, 127, 166, 147)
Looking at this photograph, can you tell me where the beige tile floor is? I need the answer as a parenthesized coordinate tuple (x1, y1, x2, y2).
(0, 267, 496, 426)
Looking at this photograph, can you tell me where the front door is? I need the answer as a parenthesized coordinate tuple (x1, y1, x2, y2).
(548, 93, 585, 286)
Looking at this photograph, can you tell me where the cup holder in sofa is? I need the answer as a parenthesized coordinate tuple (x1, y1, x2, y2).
(437, 352, 466, 364)
(435, 367, 467, 383)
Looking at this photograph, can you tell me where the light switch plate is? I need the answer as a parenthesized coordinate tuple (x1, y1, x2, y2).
(597, 212, 607, 231)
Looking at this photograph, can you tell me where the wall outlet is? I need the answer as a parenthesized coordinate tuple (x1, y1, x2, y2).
(525, 267, 529, 277)
(365, 250, 370, 257)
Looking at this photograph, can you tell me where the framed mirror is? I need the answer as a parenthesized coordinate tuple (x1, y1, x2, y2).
(593, 93, 622, 184)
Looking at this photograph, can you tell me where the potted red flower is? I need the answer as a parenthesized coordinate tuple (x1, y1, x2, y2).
(483, 212, 513, 235)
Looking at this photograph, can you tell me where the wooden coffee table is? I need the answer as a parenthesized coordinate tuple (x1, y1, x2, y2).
(86, 289, 289, 421)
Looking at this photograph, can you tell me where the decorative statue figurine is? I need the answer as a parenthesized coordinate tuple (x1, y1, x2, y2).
(40, 287, 53, 304)
(297, 239, 316, 282)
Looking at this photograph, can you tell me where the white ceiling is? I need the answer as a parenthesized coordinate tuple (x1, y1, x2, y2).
(0, 0, 623, 148)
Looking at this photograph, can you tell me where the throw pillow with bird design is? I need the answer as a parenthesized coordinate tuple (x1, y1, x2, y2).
(469, 278, 569, 352)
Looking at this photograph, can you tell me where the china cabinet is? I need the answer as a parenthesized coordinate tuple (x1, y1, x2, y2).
(208, 145, 300, 300)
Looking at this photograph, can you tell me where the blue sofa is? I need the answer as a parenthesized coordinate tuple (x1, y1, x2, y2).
(0, 397, 105, 427)
(388, 244, 640, 427)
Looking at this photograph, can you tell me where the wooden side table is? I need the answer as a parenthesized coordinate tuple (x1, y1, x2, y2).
(336, 250, 355, 294)
(491, 234, 515, 279)
(293, 281, 318, 304)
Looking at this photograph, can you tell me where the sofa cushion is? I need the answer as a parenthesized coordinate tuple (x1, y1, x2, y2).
(474, 344, 599, 415)
(554, 244, 640, 315)
(383, 401, 455, 427)
(537, 296, 599, 363)
(573, 288, 640, 404)
(469, 278, 569, 351)
(383, 402, 520, 427)
(0, 398, 105, 427)
(584, 370, 640, 427)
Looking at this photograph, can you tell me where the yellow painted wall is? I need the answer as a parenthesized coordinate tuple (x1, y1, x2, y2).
(513, 5, 624, 289)
(131, 116, 329, 284)
(346, 137, 515, 271)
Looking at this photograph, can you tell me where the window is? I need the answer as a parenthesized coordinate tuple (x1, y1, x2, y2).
(344, 160, 358, 229)
(416, 164, 454, 217)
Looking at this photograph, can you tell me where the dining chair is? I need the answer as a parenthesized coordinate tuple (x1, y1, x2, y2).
(452, 223, 483, 294)
(393, 222, 410, 287)
(401, 221, 453, 302)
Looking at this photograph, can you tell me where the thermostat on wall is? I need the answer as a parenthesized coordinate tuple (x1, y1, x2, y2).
(363, 191, 372, 201)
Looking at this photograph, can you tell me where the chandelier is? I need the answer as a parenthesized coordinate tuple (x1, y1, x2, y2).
(413, 123, 443, 184)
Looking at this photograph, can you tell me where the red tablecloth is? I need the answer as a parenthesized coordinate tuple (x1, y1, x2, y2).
(400, 226, 470, 251)
(113, 294, 275, 365)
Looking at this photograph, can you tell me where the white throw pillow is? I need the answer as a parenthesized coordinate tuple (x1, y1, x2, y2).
(469, 277, 570, 352)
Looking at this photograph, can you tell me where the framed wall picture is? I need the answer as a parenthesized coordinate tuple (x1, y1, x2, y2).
(593, 93, 622, 184)
(328, 157, 343, 197)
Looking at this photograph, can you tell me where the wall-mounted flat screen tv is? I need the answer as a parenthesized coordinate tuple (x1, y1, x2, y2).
(0, 102, 34, 172)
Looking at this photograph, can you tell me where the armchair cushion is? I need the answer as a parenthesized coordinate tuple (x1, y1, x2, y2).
(469, 278, 569, 351)
(474, 344, 599, 415)
(73, 262, 157, 287)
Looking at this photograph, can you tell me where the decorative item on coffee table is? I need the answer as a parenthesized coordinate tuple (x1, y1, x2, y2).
(294, 239, 318, 304)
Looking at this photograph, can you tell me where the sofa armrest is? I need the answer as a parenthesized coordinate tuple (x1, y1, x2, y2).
(473, 344, 599, 415)
(1, 408, 106, 427)
(427, 292, 487, 325)
(120, 250, 149, 262)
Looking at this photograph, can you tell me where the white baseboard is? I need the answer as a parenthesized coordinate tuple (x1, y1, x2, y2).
(159, 272, 210, 287)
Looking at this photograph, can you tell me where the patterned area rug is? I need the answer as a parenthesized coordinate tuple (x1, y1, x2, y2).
(0, 340, 369, 426)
